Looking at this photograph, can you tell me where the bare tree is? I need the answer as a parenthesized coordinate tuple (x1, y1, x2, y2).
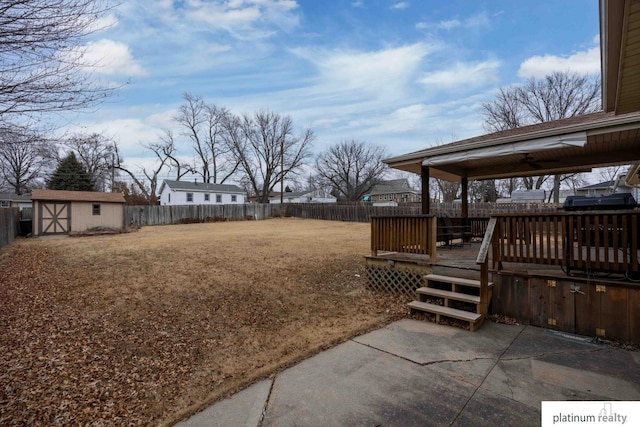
(481, 71, 601, 201)
(598, 165, 625, 184)
(468, 180, 498, 203)
(65, 132, 116, 191)
(0, 0, 115, 128)
(433, 179, 460, 203)
(0, 127, 56, 194)
(482, 72, 601, 133)
(518, 72, 601, 124)
(315, 140, 387, 202)
(522, 175, 549, 191)
(157, 129, 190, 180)
(113, 141, 169, 205)
(482, 87, 525, 132)
(226, 110, 314, 203)
(174, 93, 239, 183)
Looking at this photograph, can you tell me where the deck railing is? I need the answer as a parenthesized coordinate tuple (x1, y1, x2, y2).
(370, 215, 437, 262)
(491, 210, 640, 276)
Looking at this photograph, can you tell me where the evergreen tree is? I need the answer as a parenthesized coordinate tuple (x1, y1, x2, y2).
(47, 152, 95, 191)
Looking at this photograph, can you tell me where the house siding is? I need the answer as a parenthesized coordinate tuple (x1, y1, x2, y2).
(269, 189, 337, 204)
(160, 185, 245, 206)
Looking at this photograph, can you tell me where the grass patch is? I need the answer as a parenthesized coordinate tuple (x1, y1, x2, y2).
(0, 218, 407, 426)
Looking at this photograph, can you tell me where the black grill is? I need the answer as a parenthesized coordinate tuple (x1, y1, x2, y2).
(562, 193, 637, 211)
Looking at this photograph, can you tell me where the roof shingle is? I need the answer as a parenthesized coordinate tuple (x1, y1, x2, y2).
(31, 190, 126, 203)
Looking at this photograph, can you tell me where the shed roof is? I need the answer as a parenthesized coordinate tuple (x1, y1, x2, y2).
(31, 190, 126, 203)
(160, 180, 243, 194)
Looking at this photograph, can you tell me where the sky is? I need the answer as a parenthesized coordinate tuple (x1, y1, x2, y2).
(65, 0, 601, 184)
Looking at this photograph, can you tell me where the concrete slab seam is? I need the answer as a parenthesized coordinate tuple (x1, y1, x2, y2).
(351, 338, 495, 367)
(349, 338, 425, 366)
(449, 324, 528, 426)
(500, 347, 604, 362)
(256, 377, 277, 427)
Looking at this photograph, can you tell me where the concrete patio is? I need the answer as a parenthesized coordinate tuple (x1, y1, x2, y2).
(176, 319, 640, 426)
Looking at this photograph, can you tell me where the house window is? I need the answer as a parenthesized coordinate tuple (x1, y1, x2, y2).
(216, 194, 222, 203)
(231, 195, 237, 202)
(92, 204, 101, 215)
(0, 201, 9, 207)
(168, 193, 171, 203)
(204, 193, 210, 202)
(187, 193, 193, 202)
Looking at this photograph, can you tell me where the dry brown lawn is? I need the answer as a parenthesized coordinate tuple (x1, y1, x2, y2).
(0, 218, 407, 426)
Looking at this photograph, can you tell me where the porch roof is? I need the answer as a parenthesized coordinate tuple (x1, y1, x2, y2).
(384, 111, 640, 181)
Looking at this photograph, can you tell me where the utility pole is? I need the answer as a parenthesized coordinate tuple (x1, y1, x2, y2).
(280, 138, 284, 204)
(111, 153, 115, 192)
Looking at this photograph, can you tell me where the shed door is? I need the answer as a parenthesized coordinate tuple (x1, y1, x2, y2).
(40, 202, 70, 234)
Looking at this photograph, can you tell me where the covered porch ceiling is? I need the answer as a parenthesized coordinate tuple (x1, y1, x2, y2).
(384, 111, 640, 182)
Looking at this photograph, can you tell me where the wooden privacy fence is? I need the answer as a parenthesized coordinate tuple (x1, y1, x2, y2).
(492, 210, 640, 277)
(424, 202, 560, 218)
(284, 202, 560, 222)
(370, 215, 437, 262)
(284, 203, 419, 222)
(0, 208, 19, 249)
(125, 204, 276, 226)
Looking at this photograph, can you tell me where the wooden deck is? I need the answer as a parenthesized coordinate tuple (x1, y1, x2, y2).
(394, 239, 640, 285)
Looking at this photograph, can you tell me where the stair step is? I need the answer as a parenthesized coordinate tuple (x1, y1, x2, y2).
(416, 287, 480, 304)
(408, 300, 482, 322)
(425, 273, 493, 288)
(408, 301, 483, 331)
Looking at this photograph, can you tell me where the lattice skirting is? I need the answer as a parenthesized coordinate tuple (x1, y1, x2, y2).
(365, 259, 431, 295)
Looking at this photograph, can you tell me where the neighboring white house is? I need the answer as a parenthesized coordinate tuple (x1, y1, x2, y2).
(158, 180, 245, 205)
(0, 193, 32, 210)
(269, 189, 337, 204)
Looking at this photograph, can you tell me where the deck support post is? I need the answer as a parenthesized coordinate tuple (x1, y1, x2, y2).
(421, 165, 430, 215)
(461, 177, 468, 219)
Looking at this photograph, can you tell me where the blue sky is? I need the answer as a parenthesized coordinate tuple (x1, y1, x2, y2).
(68, 0, 601, 180)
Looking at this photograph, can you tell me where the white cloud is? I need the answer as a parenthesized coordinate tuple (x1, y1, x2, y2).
(416, 12, 490, 32)
(183, 0, 300, 39)
(83, 39, 145, 76)
(464, 12, 490, 29)
(87, 14, 119, 33)
(435, 19, 460, 30)
(518, 46, 600, 78)
(419, 60, 500, 89)
(391, 2, 409, 10)
(292, 43, 437, 101)
(384, 104, 438, 132)
(351, 0, 364, 7)
(68, 117, 163, 155)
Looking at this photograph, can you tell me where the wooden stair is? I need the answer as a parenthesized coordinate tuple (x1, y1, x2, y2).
(408, 273, 493, 332)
